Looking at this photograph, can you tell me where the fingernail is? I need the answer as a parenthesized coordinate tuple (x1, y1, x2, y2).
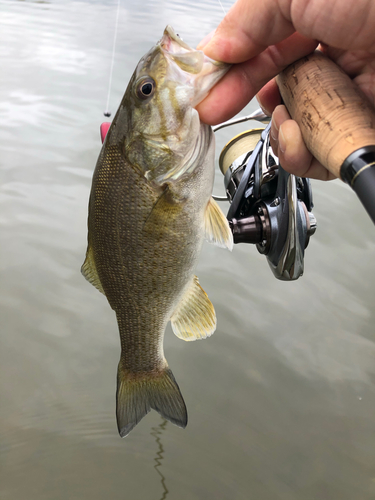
(279, 127, 286, 153)
(256, 95, 271, 117)
(270, 118, 278, 142)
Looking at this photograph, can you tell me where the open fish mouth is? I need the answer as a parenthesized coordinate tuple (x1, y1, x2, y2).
(158, 25, 230, 106)
(160, 25, 193, 53)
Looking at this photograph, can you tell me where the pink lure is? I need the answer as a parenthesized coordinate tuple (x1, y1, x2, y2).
(100, 122, 111, 144)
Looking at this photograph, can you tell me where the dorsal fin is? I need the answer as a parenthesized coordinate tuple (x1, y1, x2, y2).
(170, 276, 216, 341)
(81, 245, 105, 295)
(204, 197, 233, 250)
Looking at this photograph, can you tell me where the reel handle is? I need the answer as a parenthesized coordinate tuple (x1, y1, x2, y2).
(277, 51, 375, 223)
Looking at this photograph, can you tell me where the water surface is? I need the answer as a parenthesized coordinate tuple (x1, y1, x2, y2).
(1, 1, 375, 499)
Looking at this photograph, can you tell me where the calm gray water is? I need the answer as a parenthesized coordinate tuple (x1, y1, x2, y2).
(1, 0, 375, 499)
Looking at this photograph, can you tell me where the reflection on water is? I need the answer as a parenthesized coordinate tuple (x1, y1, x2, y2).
(151, 419, 169, 500)
(1, 0, 375, 499)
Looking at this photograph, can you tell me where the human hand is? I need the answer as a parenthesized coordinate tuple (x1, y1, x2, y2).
(197, 0, 375, 180)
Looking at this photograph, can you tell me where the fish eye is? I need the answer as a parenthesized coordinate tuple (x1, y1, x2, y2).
(136, 78, 155, 99)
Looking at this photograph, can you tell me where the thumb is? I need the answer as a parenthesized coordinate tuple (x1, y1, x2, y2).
(198, 0, 295, 63)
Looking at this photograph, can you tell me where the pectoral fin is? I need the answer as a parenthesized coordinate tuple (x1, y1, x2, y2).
(204, 197, 233, 250)
(170, 276, 216, 341)
(81, 244, 105, 295)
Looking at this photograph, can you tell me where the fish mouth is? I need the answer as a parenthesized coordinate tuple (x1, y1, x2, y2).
(158, 25, 230, 107)
(160, 25, 193, 52)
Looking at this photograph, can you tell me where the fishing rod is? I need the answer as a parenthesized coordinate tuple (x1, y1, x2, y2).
(277, 51, 375, 224)
(215, 50, 375, 281)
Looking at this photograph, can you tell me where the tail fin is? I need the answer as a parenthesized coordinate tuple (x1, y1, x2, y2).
(116, 365, 188, 438)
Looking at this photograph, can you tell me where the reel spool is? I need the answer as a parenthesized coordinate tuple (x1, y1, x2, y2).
(216, 118, 317, 281)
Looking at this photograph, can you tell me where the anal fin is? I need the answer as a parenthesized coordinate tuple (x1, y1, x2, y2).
(204, 197, 233, 250)
(171, 276, 216, 341)
(81, 244, 105, 295)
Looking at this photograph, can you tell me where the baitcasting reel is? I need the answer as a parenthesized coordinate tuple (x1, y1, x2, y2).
(215, 110, 317, 281)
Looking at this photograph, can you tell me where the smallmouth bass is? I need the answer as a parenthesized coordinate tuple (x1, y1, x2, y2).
(82, 26, 232, 437)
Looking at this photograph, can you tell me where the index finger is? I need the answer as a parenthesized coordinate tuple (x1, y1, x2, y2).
(196, 33, 317, 124)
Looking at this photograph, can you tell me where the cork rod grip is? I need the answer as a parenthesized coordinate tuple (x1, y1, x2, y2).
(276, 51, 375, 180)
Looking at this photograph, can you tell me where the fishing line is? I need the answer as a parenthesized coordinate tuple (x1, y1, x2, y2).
(104, 0, 121, 117)
(217, 0, 227, 16)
